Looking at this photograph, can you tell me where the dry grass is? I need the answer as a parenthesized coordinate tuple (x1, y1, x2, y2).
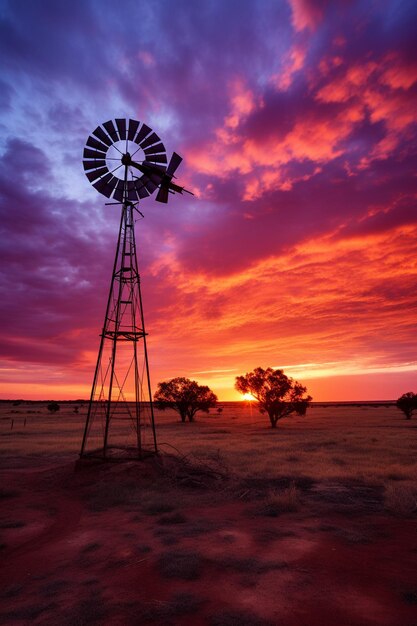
(258, 482, 301, 516)
(138, 592, 204, 622)
(1, 400, 416, 515)
(384, 483, 417, 516)
(157, 549, 203, 580)
(210, 609, 273, 626)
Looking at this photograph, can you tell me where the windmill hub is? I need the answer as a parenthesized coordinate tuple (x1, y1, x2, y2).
(121, 152, 132, 166)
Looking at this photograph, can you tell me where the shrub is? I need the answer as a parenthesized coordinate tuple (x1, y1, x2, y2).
(396, 392, 417, 419)
(260, 483, 300, 516)
(47, 402, 60, 413)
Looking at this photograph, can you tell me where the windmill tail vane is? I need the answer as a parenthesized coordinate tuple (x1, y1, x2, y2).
(129, 152, 194, 204)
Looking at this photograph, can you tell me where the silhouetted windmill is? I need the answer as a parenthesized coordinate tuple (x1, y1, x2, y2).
(80, 118, 192, 459)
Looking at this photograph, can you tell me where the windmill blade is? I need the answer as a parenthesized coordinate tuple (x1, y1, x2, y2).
(83, 147, 106, 160)
(115, 118, 127, 141)
(127, 119, 140, 141)
(155, 186, 169, 203)
(127, 187, 139, 202)
(83, 159, 106, 171)
(140, 132, 160, 149)
(86, 136, 109, 153)
(144, 178, 158, 194)
(144, 142, 166, 156)
(166, 152, 183, 177)
(103, 120, 119, 141)
(86, 166, 109, 182)
(92, 126, 112, 147)
(93, 173, 116, 197)
(134, 123, 152, 145)
(134, 179, 151, 198)
(147, 153, 168, 164)
(113, 179, 125, 202)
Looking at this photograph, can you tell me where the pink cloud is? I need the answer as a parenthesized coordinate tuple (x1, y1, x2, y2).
(288, 0, 327, 32)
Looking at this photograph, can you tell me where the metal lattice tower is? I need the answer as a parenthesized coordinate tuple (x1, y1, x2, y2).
(80, 118, 192, 459)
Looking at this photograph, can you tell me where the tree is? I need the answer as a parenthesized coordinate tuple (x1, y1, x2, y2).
(47, 402, 60, 413)
(154, 377, 217, 423)
(396, 392, 417, 420)
(235, 367, 312, 428)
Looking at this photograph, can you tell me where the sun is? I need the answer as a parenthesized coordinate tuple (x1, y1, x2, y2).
(241, 392, 255, 401)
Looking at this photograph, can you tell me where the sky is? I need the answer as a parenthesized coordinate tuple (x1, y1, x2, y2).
(0, 0, 416, 401)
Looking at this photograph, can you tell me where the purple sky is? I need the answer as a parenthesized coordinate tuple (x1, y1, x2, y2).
(0, 0, 416, 400)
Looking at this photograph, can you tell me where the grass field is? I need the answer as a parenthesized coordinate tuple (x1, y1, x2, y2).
(1, 400, 416, 625)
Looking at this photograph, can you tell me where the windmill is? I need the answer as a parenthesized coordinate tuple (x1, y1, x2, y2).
(80, 118, 192, 459)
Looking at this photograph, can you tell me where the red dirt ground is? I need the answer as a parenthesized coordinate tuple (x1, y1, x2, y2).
(1, 403, 417, 625)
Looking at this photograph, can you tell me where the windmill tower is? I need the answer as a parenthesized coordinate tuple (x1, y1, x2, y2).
(80, 118, 192, 459)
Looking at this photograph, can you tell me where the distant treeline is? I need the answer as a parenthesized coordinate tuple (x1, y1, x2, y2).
(0, 399, 397, 407)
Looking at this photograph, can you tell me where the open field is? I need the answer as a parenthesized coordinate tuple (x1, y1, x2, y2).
(1, 401, 417, 625)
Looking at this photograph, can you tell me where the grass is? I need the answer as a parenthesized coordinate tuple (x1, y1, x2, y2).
(258, 482, 301, 516)
(138, 592, 204, 622)
(156, 512, 187, 525)
(209, 609, 273, 626)
(157, 549, 203, 580)
(1, 401, 417, 625)
(384, 483, 417, 516)
(215, 556, 288, 574)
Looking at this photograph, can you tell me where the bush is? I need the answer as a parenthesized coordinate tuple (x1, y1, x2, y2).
(396, 392, 417, 419)
(47, 402, 60, 413)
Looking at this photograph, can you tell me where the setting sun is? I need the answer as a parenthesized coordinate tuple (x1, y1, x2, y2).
(241, 392, 256, 401)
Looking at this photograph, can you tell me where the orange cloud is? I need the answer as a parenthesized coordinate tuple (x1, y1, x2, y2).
(143, 214, 417, 400)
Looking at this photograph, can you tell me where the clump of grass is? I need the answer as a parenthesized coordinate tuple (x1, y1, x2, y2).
(0, 488, 19, 499)
(143, 499, 176, 515)
(2, 584, 24, 598)
(63, 595, 108, 625)
(259, 483, 300, 516)
(160, 535, 179, 546)
(331, 457, 347, 466)
(384, 484, 417, 516)
(81, 542, 101, 553)
(217, 556, 288, 574)
(140, 592, 204, 621)
(386, 471, 408, 481)
(157, 550, 203, 580)
(0, 520, 25, 529)
(210, 609, 273, 626)
(157, 512, 187, 525)
(335, 528, 371, 544)
(402, 590, 417, 605)
(88, 480, 141, 511)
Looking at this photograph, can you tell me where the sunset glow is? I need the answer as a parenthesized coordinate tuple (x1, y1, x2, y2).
(0, 0, 416, 401)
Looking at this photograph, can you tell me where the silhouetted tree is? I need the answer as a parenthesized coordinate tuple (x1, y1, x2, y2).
(235, 367, 312, 428)
(47, 402, 60, 413)
(396, 392, 417, 420)
(154, 377, 217, 422)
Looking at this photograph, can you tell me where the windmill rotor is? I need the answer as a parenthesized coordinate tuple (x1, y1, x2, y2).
(83, 118, 168, 203)
(83, 117, 193, 204)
